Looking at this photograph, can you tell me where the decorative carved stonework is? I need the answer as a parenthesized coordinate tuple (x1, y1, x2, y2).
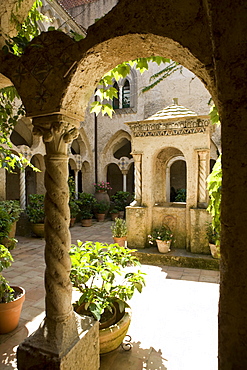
(128, 118, 210, 137)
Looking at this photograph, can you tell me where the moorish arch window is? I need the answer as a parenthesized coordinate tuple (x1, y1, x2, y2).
(122, 80, 130, 108)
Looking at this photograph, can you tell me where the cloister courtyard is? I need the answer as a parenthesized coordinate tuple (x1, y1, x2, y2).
(1, 220, 219, 370)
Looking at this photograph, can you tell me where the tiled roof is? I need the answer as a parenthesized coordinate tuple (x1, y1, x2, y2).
(57, 0, 97, 10)
(145, 99, 197, 121)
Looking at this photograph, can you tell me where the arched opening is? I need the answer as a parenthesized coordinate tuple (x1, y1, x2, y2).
(169, 159, 187, 202)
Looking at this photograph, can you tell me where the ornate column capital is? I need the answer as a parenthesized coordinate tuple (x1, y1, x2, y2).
(32, 114, 80, 156)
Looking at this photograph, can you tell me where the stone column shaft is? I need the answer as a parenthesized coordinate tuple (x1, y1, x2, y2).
(197, 150, 209, 208)
(131, 153, 142, 206)
(19, 170, 26, 209)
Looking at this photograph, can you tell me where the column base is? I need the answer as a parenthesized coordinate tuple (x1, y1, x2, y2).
(17, 313, 99, 370)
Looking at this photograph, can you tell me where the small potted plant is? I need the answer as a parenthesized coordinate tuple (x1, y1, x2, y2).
(110, 191, 132, 218)
(80, 210, 93, 227)
(111, 217, 127, 247)
(148, 225, 173, 253)
(206, 222, 220, 259)
(0, 200, 23, 239)
(0, 206, 16, 249)
(0, 244, 25, 333)
(93, 181, 112, 193)
(69, 199, 80, 227)
(70, 240, 145, 354)
(109, 208, 120, 221)
(93, 201, 110, 222)
(26, 194, 45, 237)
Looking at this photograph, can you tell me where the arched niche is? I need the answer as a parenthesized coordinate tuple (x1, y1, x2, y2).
(166, 156, 187, 202)
(154, 147, 184, 205)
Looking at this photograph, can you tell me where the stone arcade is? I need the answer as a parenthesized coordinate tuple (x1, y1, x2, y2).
(0, 0, 246, 369)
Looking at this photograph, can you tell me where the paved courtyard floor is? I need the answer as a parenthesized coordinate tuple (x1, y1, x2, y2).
(0, 221, 220, 370)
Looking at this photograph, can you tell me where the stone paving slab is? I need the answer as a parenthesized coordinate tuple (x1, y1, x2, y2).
(0, 221, 220, 369)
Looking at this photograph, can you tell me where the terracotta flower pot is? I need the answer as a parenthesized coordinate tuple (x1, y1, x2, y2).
(209, 243, 220, 259)
(110, 213, 119, 221)
(70, 218, 76, 227)
(113, 236, 127, 247)
(96, 213, 105, 222)
(0, 286, 25, 334)
(99, 308, 131, 354)
(81, 218, 93, 227)
(156, 239, 171, 253)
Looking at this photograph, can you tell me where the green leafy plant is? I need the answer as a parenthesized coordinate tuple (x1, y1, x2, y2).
(0, 207, 13, 243)
(69, 199, 80, 219)
(0, 200, 23, 222)
(0, 244, 14, 303)
(148, 225, 173, 244)
(93, 201, 109, 214)
(207, 156, 221, 246)
(77, 192, 97, 217)
(111, 218, 127, 238)
(80, 210, 93, 220)
(70, 241, 145, 322)
(26, 194, 45, 224)
(206, 222, 220, 245)
(174, 188, 186, 202)
(110, 191, 132, 212)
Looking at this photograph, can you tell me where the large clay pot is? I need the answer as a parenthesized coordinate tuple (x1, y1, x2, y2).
(156, 239, 171, 253)
(8, 221, 17, 238)
(94, 191, 110, 206)
(0, 286, 25, 334)
(31, 223, 45, 238)
(113, 236, 127, 247)
(99, 308, 131, 354)
(81, 218, 93, 227)
(70, 218, 76, 228)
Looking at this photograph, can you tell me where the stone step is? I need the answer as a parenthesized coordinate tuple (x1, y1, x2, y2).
(132, 247, 220, 271)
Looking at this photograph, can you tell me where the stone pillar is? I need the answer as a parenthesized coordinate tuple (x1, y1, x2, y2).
(74, 170, 79, 199)
(122, 170, 128, 192)
(17, 114, 99, 370)
(130, 153, 142, 206)
(197, 150, 209, 208)
(19, 169, 26, 209)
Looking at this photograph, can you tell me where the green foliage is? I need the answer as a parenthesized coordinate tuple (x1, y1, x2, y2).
(90, 57, 171, 117)
(0, 245, 14, 303)
(142, 61, 182, 93)
(148, 225, 173, 244)
(111, 191, 132, 212)
(207, 155, 222, 246)
(0, 200, 23, 222)
(77, 192, 97, 219)
(93, 181, 112, 192)
(93, 201, 109, 214)
(70, 240, 145, 322)
(209, 104, 220, 125)
(69, 200, 80, 219)
(174, 188, 186, 202)
(26, 194, 45, 223)
(0, 207, 12, 242)
(111, 218, 127, 237)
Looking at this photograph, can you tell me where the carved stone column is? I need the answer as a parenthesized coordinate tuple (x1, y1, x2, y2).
(130, 152, 142, 206)
(17, 114, 99, 370)
(117, 157, 133, 193)
(19, 169, 26, 209)
(197, 150, 209, 208)
(74, 170, 79, 199)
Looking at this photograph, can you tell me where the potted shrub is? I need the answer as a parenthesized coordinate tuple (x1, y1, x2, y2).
(26, 194, 45, 237)
(111, 217, 127, 247)
(80, 210, 93, 227)
(110, 191, 132, 218)
(148, 225, 173, 253)
(93, 201, 109, 222)
(77, 192, 96, 226)
(69, 199, 79, 227)
(69, 240, 145, 353)
(93, 181, 112, 206)
(206, 222, 220, 259)
(0, 200, 23, 239)
(0, 206, 15, 249)
(109, 208, 120, 221)
(0, 244, 25, 333)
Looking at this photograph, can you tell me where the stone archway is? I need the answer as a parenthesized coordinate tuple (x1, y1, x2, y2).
(0, 1, 246, 369)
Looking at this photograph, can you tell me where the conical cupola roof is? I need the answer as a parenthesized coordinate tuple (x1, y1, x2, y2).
(145, 98, 197, 122)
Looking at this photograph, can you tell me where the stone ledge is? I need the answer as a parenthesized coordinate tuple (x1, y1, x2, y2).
(132, 248, 219, 271)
